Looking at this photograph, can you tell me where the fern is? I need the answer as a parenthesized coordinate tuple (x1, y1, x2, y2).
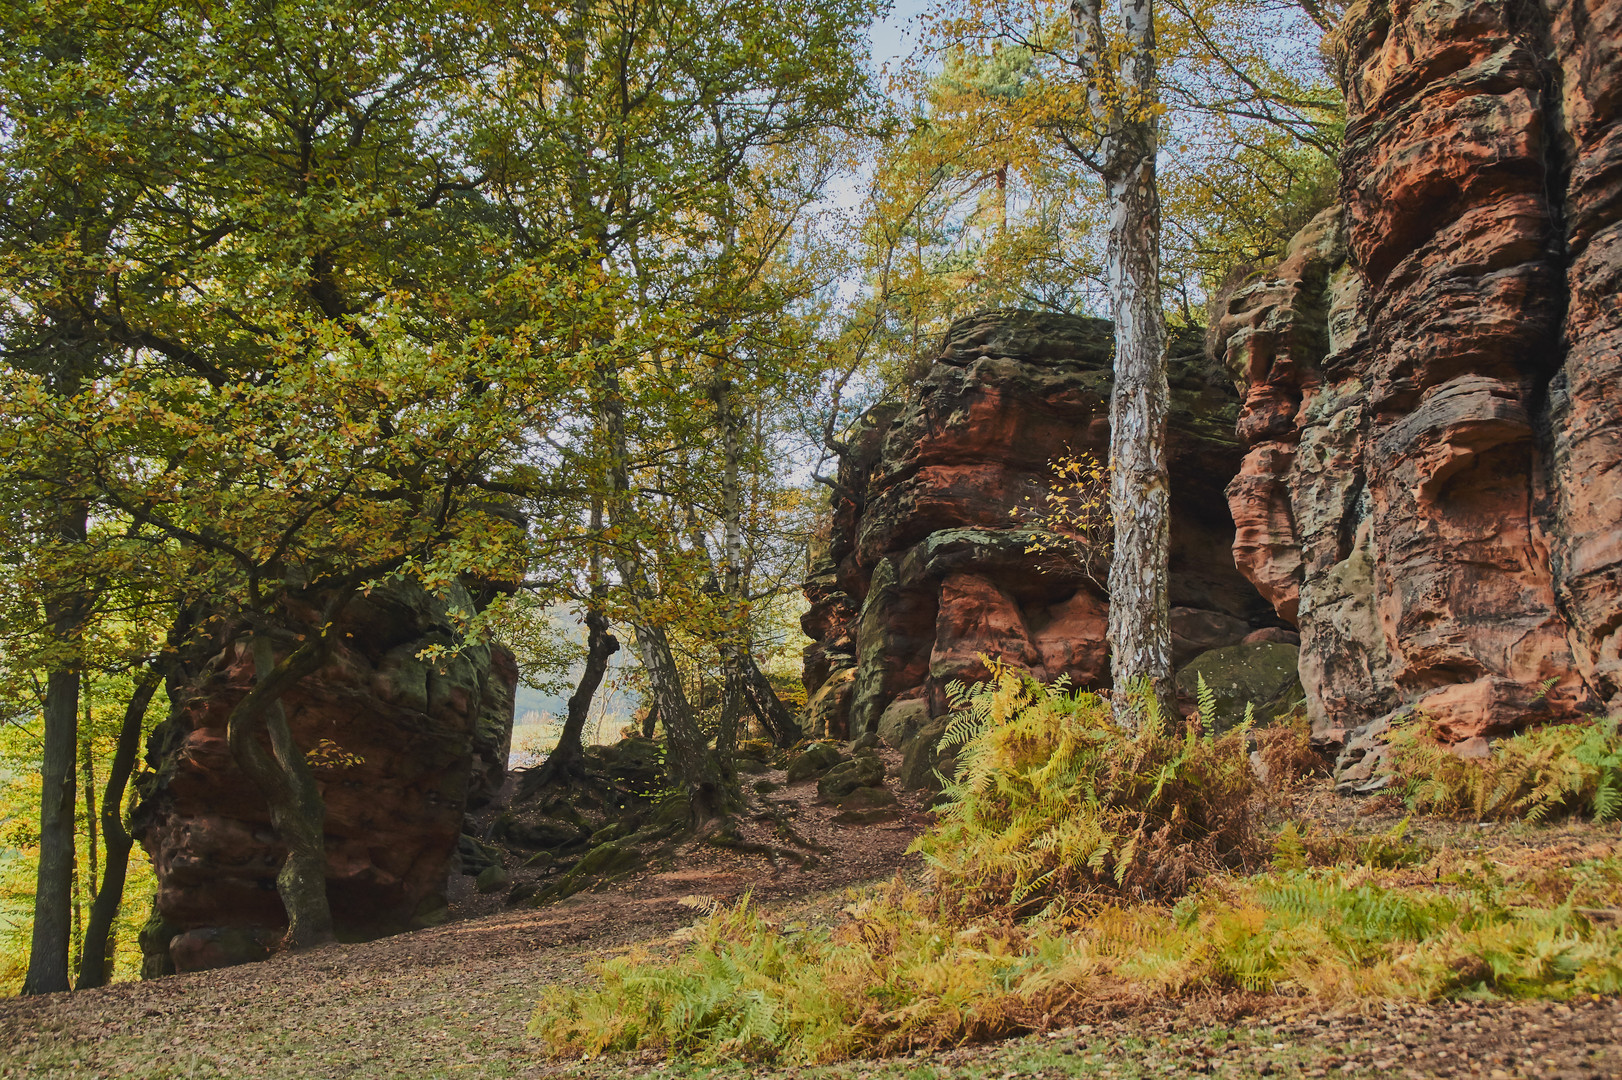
(910, 663, 1257, 913)
(1390, 712, 1622, 823)
(533, 853, 1622, 1064)
(1195, 674, 1217, 727)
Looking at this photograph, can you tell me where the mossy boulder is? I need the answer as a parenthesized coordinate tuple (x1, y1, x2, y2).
(572, 840, 638, 878)
(786, 742, 843, 784)
(834, 784, 897, 810)
(735, 739, 776, 763)
(475, 864, 511, 894)
(594, 736, 664, 792)
(497, 816, 589, 852)
(588, 820, 632, 846)
(898, 717, 951, 790)
(456, 833, 503, 875)
(817, 751, 885, 799)
(877, 698, 931, 750)
(803, 665, 855, 739)
(529, 840, 641, 905)
(1175, 642, 1303, 732)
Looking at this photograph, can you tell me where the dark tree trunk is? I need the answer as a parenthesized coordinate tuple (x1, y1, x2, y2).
(728, 645, 802, 747)
(76, 662, 164, 990)
(225, 633, 334, 950)
(520, 609, 618, 796)
(23, 668, 80, 995)
(24, 503, 88, 997)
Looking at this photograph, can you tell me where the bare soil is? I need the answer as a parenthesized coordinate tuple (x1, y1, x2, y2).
(1, 759, 1618, 1080)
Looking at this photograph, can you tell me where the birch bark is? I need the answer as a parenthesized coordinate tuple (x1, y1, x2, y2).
(1070, 0, 1174, 724)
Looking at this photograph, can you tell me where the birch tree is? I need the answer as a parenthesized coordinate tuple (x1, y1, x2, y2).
(1067, 0, 1174, 720)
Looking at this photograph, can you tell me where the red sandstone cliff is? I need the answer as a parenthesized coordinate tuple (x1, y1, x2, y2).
(133, 583, 515, 974)
(1216, 0, 1621, 787)
(802, 311, 1279, 740)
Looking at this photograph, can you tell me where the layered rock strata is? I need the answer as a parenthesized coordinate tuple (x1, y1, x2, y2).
(1216, 0, 1622, 785)
(134, 582, 516, 973)
(802, 310, 1279, 740)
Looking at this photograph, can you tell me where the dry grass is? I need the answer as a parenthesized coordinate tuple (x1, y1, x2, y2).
(532, 674, 1622, 1067)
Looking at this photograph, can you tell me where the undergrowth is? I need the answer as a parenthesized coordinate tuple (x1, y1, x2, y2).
(912, 667, 1256, 914)
(531, 673, 1622, 1066)
(1389, 713, 1622, 822)
(532, 857, 1622, 1064)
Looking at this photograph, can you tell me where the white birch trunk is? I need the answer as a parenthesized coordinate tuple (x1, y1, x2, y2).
(1072, 0, 1175, 725)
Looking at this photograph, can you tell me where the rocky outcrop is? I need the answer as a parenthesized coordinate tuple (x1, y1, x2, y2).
(134, 582, 516, 974)
(801, 310, 1279, 739)
(1214, 0, 1622, 784)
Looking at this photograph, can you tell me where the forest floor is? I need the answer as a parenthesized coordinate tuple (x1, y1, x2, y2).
(0, 759, 1619, 1080)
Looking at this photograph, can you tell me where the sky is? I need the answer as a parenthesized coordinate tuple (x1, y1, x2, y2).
(867, 0, 931, 76)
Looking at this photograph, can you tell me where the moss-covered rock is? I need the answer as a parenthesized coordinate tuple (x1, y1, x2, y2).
(785, 742, 843, 784)
(817, 751, 885, 799)
(898, 717, 950, 790)
(834, 784, 897, 810)
(529, 840, 642, 905)
(1175, 642, 1303, 732)
(804, 665, 855, 740)
(588, 819, 632, 846)
(496, 815, 589, 852)
(877, 698, 930, 750)
(593, 736, 664, 792)
(456, 833, 503, 875)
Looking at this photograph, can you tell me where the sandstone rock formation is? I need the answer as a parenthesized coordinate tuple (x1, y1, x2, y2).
(133, 582, 516, 974)
(1214, 0, 1622, 786)
(801, 310, 1280, 740)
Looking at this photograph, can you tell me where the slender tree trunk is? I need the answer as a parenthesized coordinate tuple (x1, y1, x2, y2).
(77, 662, 164, 990)
(1104, 139, 1173, 722)
(521, 609, 619, 795)
(81, 694, 97, 906)
(24, 502, 88, 996)
(728, 645, 802, 747)
(1072, 0, 1173, 725)
(625, 615, 731, 823)
(225, 633, 334, 950)
(596, 349, 730, 824)
(707, 375, 800, 748)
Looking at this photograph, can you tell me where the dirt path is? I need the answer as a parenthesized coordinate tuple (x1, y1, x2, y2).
(0, 756, 935, 1080)
(1, 771, 1618, 1079)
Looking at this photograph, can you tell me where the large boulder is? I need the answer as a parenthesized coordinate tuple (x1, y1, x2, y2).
(1175, 643, 1304, 732)
(1212, 0, 1622, 781)
(132, 581, 516, 974)
(817, 752, 885, 800)
(876, 697, 931, 750)
(801, 310, 1279, 740)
